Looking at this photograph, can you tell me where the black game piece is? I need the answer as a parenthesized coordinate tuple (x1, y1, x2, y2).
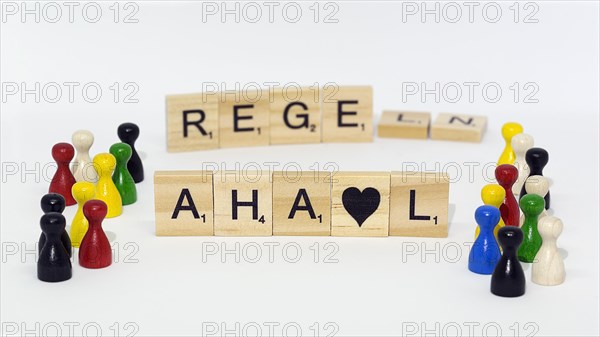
(519, 147, 550, 209)
(117, 122, 144, 183)
(38, 213, 72, 282)
(39, 193, 72, 257)
(491, 227, 526, 297)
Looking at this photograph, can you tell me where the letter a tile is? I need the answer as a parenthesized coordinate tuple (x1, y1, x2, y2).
(154, 171, 214, 236)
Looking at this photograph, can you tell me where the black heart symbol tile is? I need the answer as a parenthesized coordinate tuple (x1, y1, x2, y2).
(342, 187, 381, 227)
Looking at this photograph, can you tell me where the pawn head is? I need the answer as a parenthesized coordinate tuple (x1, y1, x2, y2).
(524, 175, 549, 197)
(475, 205, 501, 231)
(109, 142, 132, 164)
(40, 212, 66, 234)
(525, 148, 549, 170)
(519, 194, 545, 216)
(83, 199, 108, 222)
(72, 182, 96, 204)
(51, 142, 75, 163)
(40, 193, 66, 213)
(71, 130, 94, 152)
(511, 133, 534, 155)
(495, 164, 518, 187)
(501, 122, 523, 141)
(93, 153, 116, 176)
(538, 216, 563, 240)
(117, 122, 139, 144)
(497, 226, 523, 250)
(481, 184, 505, 207)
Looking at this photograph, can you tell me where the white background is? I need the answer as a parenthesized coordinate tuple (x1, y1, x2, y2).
(1, 1, 599, 336)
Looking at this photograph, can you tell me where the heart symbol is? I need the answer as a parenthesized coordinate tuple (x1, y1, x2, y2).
(342, 187, 381, 227)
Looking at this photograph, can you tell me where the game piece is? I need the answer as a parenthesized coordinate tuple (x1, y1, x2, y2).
(468, 205, 502, 275)
(273, 171, 331, 236)
(377, 111, 430, 139)
(430, 113, 487, 142)
(519, 176, 549, 226)
(511, 133, 534, 194)
(213, 171, 273, 236)
(322, 86, 373, 143)
(38, 213, 72, 282)
(49, 142, 77, 206)
(109, 143, 137, 205)
(517, 194, 545, 263)
(491, 227, 526, 297)
(519, 147, 550, 209)
(40, 193, 66, 213)
(389, 172, 449, 238)
(218, 89, 270, 148)
(331, 172, 390, 237)
(38, 193, 72, 257)
(532, 216, 566, 286)
(117, 122, 144, 183)
(93, 153, 122, 218)
(475, 184, 505, 239)
(270, 87, 321, 145)
(70, 182, 96, 247)
(71, 130, 97, 183)
(154, 171, 214, 236)
(79, 200, 112, 269)
(166, 93, 220, 152)
(497, 122, 523, 165)
(495, 164, 519, 227)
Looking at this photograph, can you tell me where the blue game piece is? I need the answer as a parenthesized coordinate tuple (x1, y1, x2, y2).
(468, 205, 502, 275)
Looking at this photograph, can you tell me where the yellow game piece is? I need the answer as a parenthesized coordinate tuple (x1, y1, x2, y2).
(93, 153, 122, 218)
(70, 182, 95, 247)
(497, 122, 524, 165)
(475, 184, 506, 239)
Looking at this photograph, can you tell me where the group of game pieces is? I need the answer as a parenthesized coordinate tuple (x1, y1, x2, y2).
(468, 122, 565, 297)
(38, 123, 144, 282)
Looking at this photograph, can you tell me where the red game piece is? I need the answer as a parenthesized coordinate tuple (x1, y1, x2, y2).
(49, 143, 77, 206)
(495, 164, 519, 227)
(79, 200, 112, 269)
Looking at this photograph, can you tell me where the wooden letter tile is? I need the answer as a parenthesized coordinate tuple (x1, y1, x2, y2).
(219, 90, 270, 148)
(378, 111, 430, 139)
(272, 171, 331, 236)
(430, 113, 487, 142)
(331, 172, 390, 237)
(213, 171, 272, 236)
(154, 171, 214, 236)
(166, 93, 219, 152)
(270, 87, 321, 145)
(322, 86, 373, 143)
(389, 172, 449, 237)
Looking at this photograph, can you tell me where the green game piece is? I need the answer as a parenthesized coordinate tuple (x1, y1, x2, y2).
(109, 143, 137, 205)
(517, 194, 544, 263)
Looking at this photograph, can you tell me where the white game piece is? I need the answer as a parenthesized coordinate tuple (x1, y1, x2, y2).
(519, 175, 549, 226)
(532, 216, 565, 286)
(511, 133, 534, 195)
(71, 130, 98, 183)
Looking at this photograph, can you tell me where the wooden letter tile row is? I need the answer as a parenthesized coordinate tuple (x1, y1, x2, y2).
(377, 111, 487, 142)
(166, 86, 373, 152)
(154, 171, 450, 238)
